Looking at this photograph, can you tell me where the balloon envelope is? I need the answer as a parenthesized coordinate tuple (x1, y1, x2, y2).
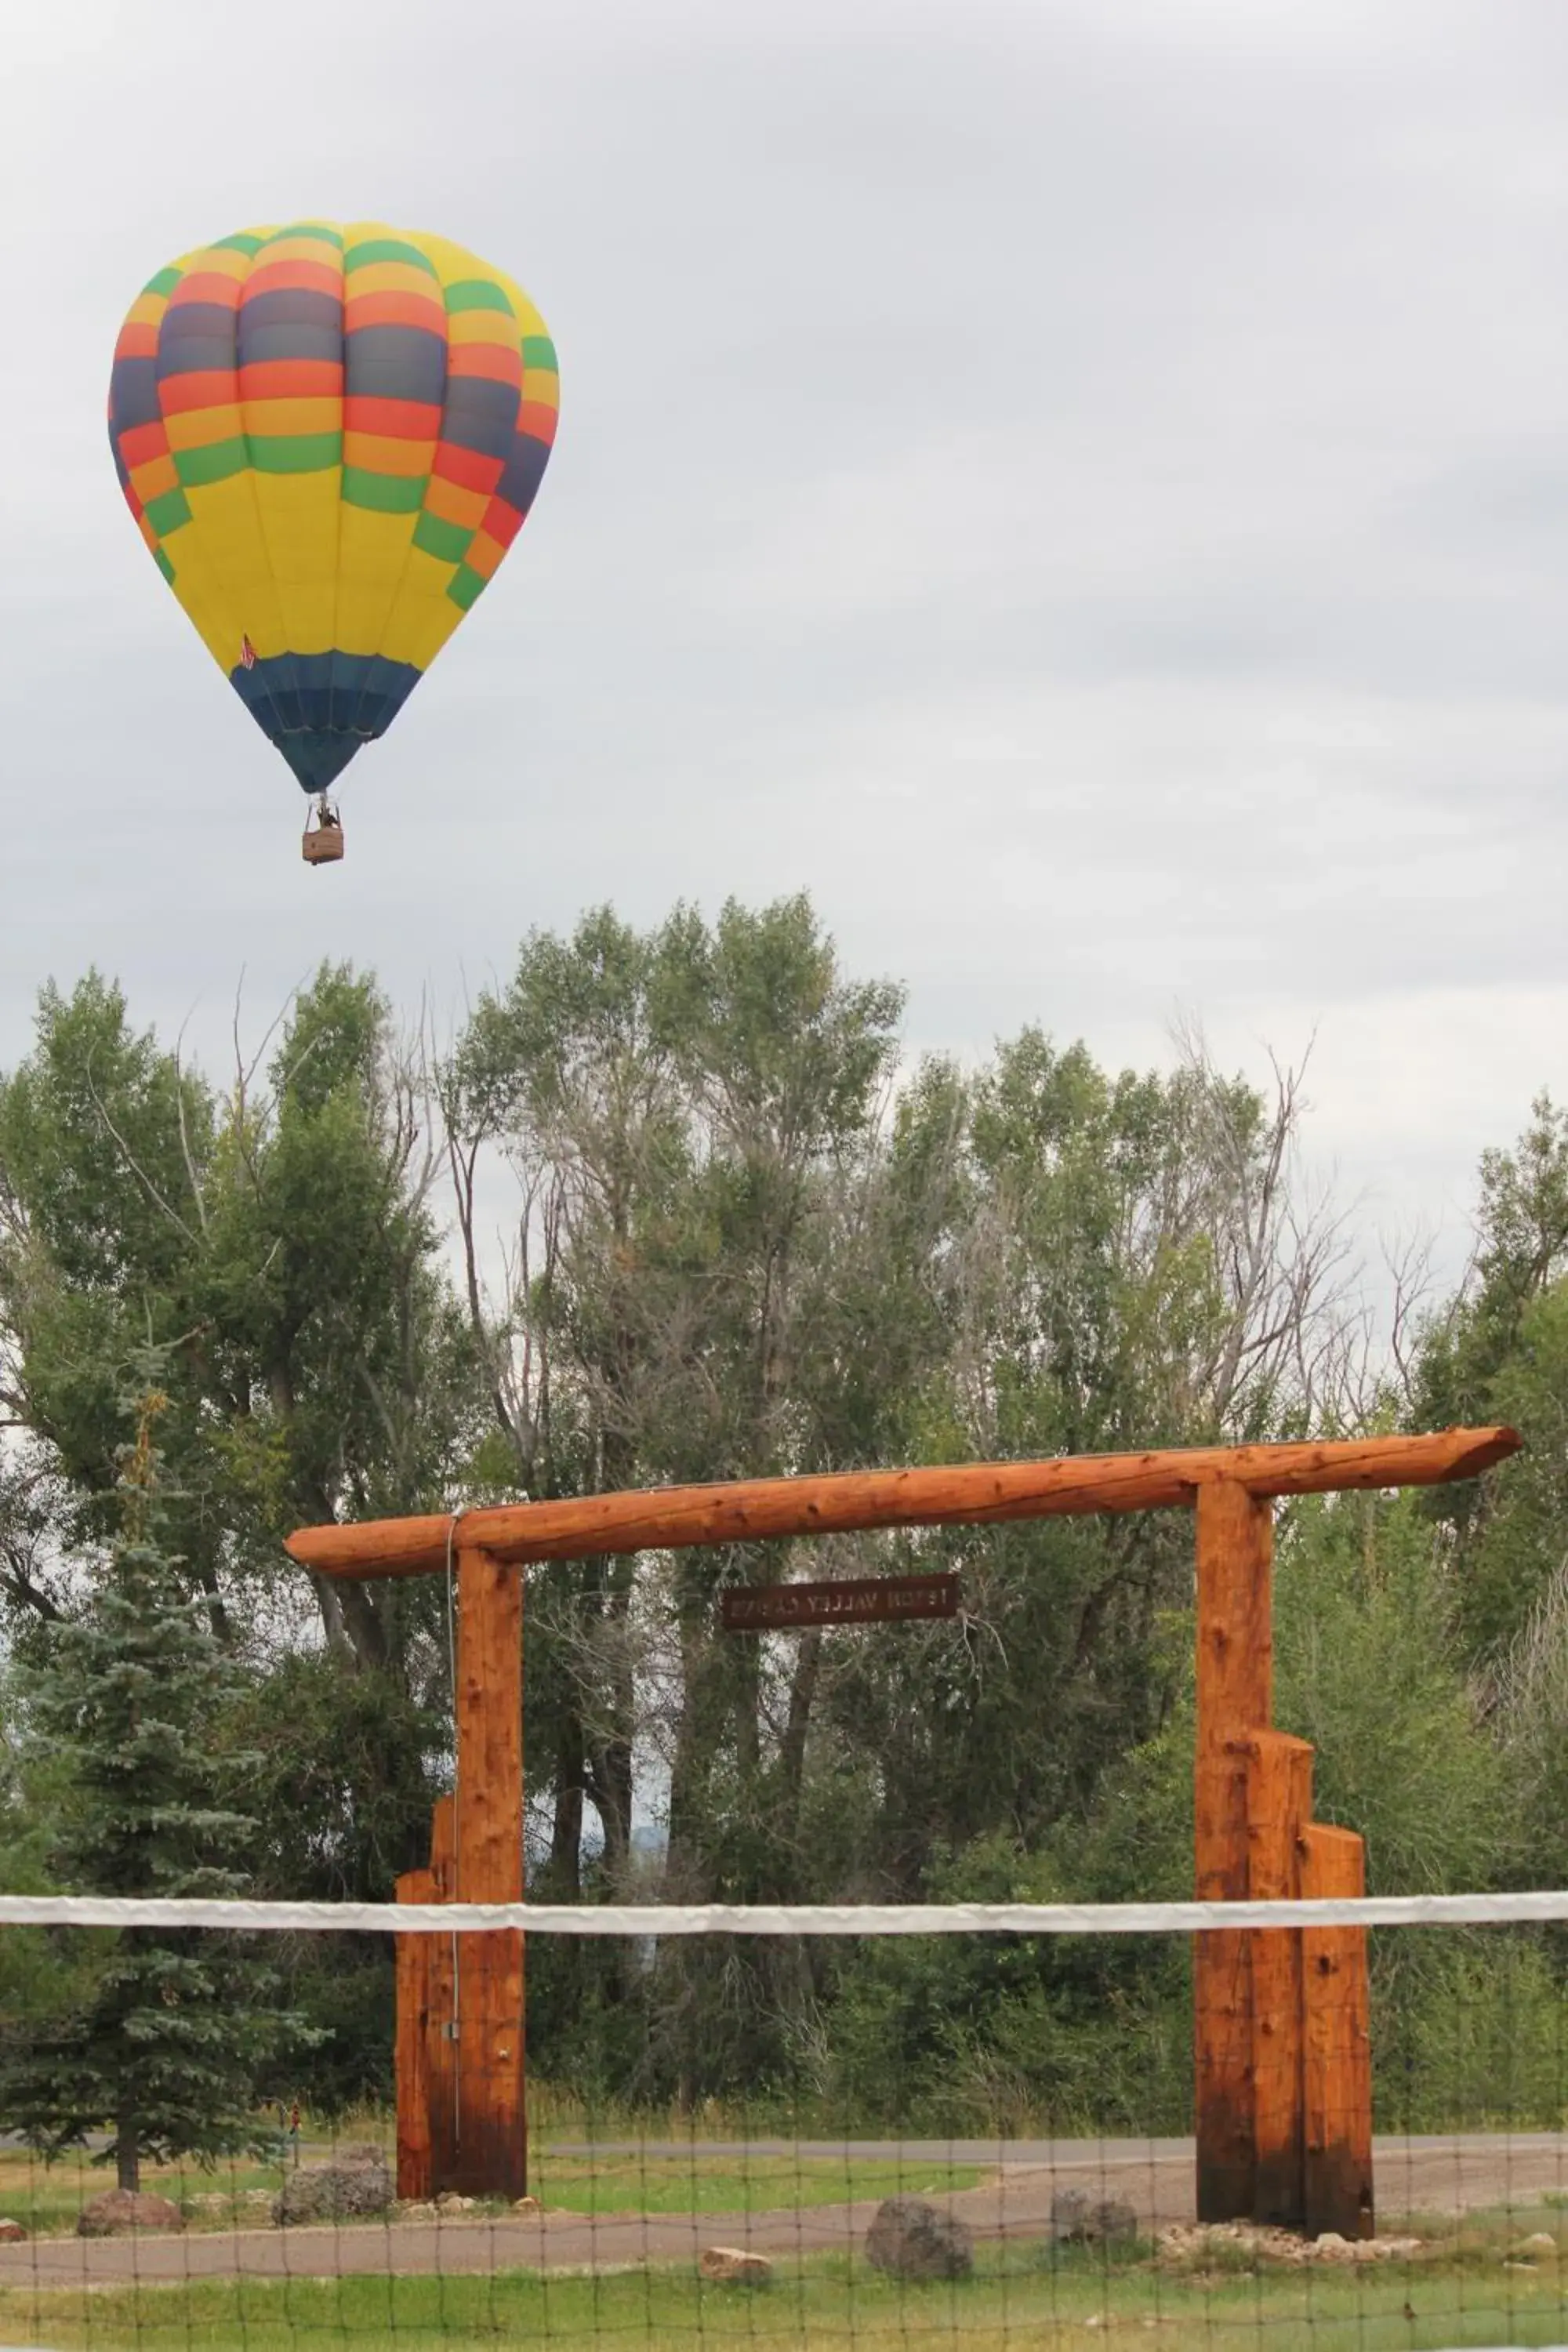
(108, 222, 560, 795)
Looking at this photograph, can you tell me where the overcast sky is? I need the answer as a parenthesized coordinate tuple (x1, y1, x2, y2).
(4, 0, 1568, 1306)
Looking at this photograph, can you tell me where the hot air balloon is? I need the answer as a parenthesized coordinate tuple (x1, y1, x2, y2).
(107, 222, 559, 863)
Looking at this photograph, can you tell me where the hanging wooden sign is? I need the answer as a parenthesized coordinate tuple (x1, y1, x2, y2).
(720, 1571, 959, 1632)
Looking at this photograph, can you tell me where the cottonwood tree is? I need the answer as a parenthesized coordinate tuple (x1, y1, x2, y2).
(0, 967, 479, 1941)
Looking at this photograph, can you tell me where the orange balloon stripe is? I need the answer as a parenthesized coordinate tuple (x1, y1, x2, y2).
(463, 528, 506, 581)
(343, 395, 443, 439)
(432, 442, 504, 495)
(423, 474, 491, 529)
(245, 258, 342, 303)
(342, 432, 431, 476)
(238, 360, 344, 401)
(448, 343, 523, 387)
(481, 495, 524, 550)
(344, 291, 448, 335)
(169, 272, 242, 312)
(240, 396, 341, 437)
(132, 452, 180, 500)
(159, 370, 243, 418)
(117, 419, 172, 469)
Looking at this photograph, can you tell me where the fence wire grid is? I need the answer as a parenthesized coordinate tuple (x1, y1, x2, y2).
(0, 1891, 1564, 2352)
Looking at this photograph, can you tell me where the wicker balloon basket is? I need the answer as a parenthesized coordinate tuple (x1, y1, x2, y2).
(302, 822, 345, 866)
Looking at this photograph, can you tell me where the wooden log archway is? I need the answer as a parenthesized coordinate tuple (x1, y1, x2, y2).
(286, 1425, 1518, 2225)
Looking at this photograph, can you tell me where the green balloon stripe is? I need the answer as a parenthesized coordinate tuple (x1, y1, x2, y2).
(342, 467, 429, 514)
(344, 238, 439, 275)
(413, 510, 474, 564)
(174, 437, 249, 489)
(445, 279, 513, 315)
(247, 433, 343, 475)
(447, 563, 486, 611)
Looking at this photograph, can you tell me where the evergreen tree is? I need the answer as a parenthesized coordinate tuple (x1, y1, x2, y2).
(0, 1381, 304, 2190)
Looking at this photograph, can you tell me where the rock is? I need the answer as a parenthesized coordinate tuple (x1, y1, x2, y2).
(1051, 2188, 1138, 2245)
(512, 2195, 541, 2216)
(78, 2190, 184, 2238)
(701, 2245, 772, 2284)
(865, 2196, 974, 2282)
(1513, 2232, 1559, 2259)
(1156, 2220, 1424, 2274)
(0, 2219, 27, 2243)
(1051, 2189, 1091, 2239)
(1093, 2199, 1140, 2245)
(274, 2154, 393, 2227)
(397, 2201, 439, 2223)
(435, 2191, 477, 2214)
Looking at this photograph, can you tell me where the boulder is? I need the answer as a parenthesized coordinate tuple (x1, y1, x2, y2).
(701, 2245, 772, 2284)
(0, 2219, 27, 2243)
(512, 2195, 542, 2216)
(274, 2152, 392, 2227)
(397, 2201, 439, 2223)
(435, 2191, 477, 2215)
(1051, 2188, 1139, 2245)
(78, 2190, 184, 2238)
(865, 2196, 974, 2281)
(1512, 2232, 1559, 2260)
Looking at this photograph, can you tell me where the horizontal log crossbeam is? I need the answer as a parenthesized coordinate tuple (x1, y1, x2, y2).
(285, 1428, 1517, 1581)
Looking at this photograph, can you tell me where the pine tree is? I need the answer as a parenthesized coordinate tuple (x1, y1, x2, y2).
(1, 1381, 306, 2190)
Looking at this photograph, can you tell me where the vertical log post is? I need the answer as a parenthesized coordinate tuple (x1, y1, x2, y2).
(1301, 1824, 1374, 2239)
(1246, 1731, 1313, 2228)
(1194, 1479, 1273, 2221)
(395, 1794, 456, 2197)
(393, 1862, 435, 2201)
(448, 1544, 527, 2200)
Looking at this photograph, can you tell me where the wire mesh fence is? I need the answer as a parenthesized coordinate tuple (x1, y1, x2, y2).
(0, 1893, 1564, 2350)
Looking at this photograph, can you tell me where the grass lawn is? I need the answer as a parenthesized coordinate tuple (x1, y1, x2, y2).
(0, 2222, 1562, 2351)
(529, 2151, 985, 2216)
(0, 2149, 984, 2238)
(0, 2151, 286, 2241)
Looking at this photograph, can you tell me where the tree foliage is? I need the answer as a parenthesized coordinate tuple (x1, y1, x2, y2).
(0, 899, 1557, 2127)
(0, 1387, 306, 2185)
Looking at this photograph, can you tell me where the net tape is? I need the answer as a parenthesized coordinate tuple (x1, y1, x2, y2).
(2, 1890, 1566, 1934)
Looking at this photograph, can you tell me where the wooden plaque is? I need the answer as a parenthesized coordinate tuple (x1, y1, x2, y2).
(720, 1572, 959, 1632)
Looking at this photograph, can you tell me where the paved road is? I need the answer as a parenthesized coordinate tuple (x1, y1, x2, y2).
(1, 2135, 1563, 2285)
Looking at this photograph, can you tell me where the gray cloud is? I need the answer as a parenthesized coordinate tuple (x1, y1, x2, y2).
(4, 0, 1567, 1299)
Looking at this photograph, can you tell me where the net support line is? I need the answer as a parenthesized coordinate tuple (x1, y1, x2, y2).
(2, 1889, 1566, 1934)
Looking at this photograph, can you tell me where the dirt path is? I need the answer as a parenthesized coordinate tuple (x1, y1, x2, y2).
(2, 2135, 1562, 2286)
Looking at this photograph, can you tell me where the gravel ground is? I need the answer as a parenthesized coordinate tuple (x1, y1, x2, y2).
(0, 2134, 1562, 2284)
